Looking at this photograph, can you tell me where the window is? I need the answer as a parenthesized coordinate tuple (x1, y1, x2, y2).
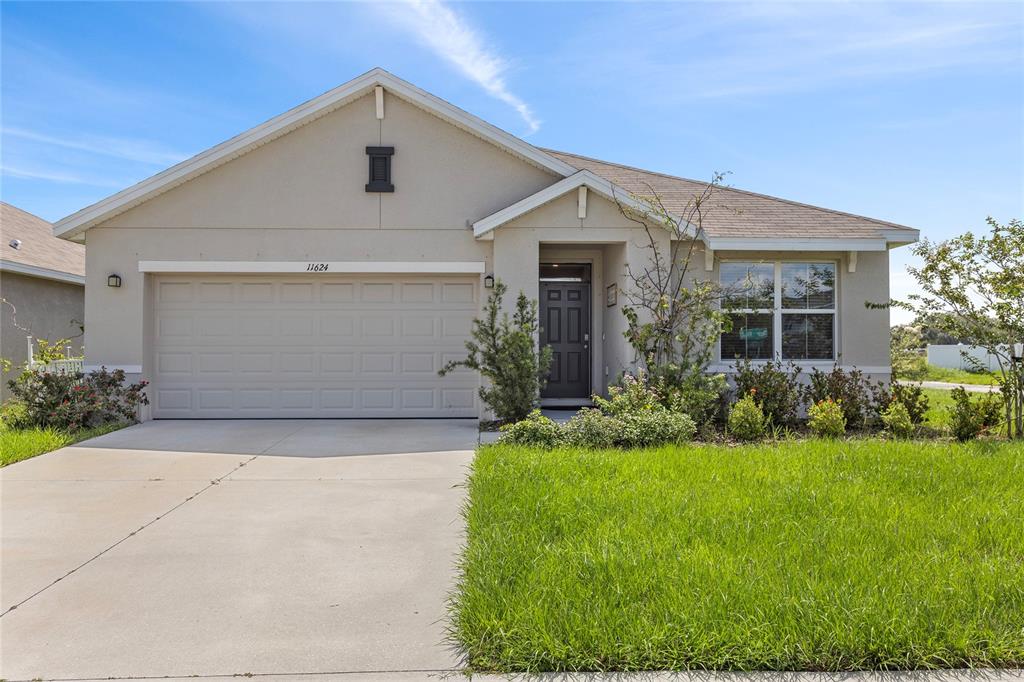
(365, 146, 394, 192)
(720, 261, 836, 362)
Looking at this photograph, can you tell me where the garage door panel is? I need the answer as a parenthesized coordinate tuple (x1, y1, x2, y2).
(151, 275, 478, 418)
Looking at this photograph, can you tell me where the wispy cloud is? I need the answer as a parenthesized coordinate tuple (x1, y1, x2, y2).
(3, 127, 189, 166)
(379, 0, 540, 134)
(556, 2, 1023, 102)
(2, 165, 126, 188)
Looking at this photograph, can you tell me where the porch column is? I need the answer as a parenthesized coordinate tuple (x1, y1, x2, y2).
(492, 228, 539, 313)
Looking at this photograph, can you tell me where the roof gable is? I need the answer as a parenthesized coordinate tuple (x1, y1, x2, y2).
(473, 170, 696, 239)
(54, 68, 577, 241)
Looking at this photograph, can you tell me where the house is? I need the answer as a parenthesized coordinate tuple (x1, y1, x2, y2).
(52, 68, 918, 420)
(1, 202, 85, 399)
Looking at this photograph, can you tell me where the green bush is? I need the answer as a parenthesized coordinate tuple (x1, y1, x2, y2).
(562, 409, 618, 448)
(888, 382, 930, 424)
(881, 401, 915, 439)
(948, 387, 1002, 442)
(592, 371, 661, 416)
(440, 281, 551, 424)
(499, 410, 563, 448)
(808, 398, 846, 438)
(804, 366, 886, 430)
(728, 393, 766, 441)
(0, 399, 29, 429)
(616, 408, 696, 448)
(665, 372, 729, 427)
(7, 367, 149, 431)
(732, 360, 803, 427)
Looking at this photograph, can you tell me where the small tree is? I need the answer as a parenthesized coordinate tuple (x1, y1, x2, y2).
(898, 218, 1023, 439)
(890, 325, 925, 380)
(439, 280, 552, 424)
(614, 174, 729, 377)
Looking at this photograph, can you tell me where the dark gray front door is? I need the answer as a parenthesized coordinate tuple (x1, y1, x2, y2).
(540, 281, 591, 399)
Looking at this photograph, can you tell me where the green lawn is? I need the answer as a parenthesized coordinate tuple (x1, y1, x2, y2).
(454, 441, 1024, 672)
(0, 423, 125, 467)
(917, 364, 1000, 386)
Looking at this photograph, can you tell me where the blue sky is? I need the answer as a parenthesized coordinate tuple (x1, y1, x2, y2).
(2, 1, 1022, 323)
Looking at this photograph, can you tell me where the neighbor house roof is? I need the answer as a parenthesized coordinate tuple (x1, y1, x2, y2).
(1, 203, 85, 285)
(545, 149, 920, 250)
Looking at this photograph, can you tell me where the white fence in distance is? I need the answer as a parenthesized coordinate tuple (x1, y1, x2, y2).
(926, 344, 1000, 372)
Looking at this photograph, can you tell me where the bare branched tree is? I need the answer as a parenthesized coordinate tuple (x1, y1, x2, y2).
(612, 172, 730, 374)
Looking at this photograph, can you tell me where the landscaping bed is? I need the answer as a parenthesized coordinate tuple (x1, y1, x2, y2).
(453, 440, 1024, 672)
(0, 422, 125, 466)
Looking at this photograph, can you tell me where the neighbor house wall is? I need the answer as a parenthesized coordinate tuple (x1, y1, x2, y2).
(0, 272, 84, 399)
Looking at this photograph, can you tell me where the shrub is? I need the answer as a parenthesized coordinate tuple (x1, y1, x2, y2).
(882, 401, 915, 439)
(728, 393, 766, 442)
(808, 399, 846, 438)
(664, 372, 729, 428)
(499, 410, 563, 448)
(948, 388, 1003, 442)
(440, 281, 551, 424)
(562, 409, 618, 448)
(804, 366, 885, 430)
(0, 399, 29, 429)
(949, 388, 983, 442)
(593, 371, 661, 417)
(616, 408, 696, 448)
(732, 360, 803, 427)
(6, 367, 149, 431)
(888, 382, 929, 424)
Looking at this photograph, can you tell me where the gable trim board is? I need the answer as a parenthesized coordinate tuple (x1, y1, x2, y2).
(472, 169, 696, 239)
(53, 68, 577, 242)
(138, 261, 487, 274)
(0, 259, 86, 285)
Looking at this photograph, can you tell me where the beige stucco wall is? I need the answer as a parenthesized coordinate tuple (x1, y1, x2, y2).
(103, 92, 557, 231)
(0, 272, 84, 400)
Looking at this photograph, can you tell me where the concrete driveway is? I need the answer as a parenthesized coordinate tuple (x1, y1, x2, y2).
(1, 419, 478, 681)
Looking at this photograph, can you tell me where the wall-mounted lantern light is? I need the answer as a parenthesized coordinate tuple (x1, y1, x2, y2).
(483, 274, 495, 289)
(107, 274, 122, 288)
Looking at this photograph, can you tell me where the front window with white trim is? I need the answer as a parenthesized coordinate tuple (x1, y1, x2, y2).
(720, 261, 836, 362)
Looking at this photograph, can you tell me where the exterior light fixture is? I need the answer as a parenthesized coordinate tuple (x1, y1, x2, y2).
(1013, 343, 1024, 362)
(484, 274, 495, 289)
(107, 274, 122, 288)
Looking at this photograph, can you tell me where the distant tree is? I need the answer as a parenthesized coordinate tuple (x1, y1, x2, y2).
(898, 218, 1023, 439)
(890, 325, 925, 380)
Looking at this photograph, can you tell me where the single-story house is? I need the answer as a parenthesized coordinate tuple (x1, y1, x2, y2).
(1, 202, 85, 399)
(53, 68, 918, 420)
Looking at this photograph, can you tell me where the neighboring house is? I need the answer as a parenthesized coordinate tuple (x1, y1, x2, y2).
(53, 68, 918, 420)
(1, 202, 85, 399)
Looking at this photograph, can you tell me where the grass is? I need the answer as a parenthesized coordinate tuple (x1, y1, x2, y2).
(920, 388, 955, 428)
(454, 440, 1024, 671)
(0, 422, 125, 467)
(905, 363, 1000, 386)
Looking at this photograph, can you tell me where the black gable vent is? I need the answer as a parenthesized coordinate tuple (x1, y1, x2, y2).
(366, 146, 394, 192)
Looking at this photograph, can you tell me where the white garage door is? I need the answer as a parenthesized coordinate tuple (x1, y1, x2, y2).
(151, 274, 479, 418)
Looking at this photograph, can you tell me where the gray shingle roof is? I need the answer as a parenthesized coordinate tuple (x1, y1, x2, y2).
(544, 149, 918, 241)
(1, 203, 85, 278)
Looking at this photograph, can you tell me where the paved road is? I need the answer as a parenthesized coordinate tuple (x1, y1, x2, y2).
(1, 419, 477, 681)
(917, 380, 1000, 392)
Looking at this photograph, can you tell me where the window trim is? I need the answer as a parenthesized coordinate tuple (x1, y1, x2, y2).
(719, 259, 838, 364)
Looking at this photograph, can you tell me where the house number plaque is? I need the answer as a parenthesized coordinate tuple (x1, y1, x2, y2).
(306, 263, 329, 272)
